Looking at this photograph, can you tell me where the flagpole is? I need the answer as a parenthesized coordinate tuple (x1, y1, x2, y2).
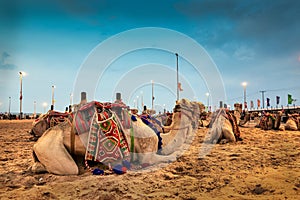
(175, 53, 179, 101)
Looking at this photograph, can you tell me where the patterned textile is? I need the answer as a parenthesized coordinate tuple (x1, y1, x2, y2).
(74, 102, 96, 134)
(48, 111, 72, 128)
(85, 107, 130, 165)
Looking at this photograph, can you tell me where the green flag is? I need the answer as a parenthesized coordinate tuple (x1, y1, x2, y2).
(288, 94, 293, 104)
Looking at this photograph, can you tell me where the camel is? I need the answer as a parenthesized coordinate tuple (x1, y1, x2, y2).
(204, 108, 242, 144)
(31, 98, 200, 175)
(257, 111, 282, 130)
(233, 103, 251, 126)
(281, 113, 300, 131)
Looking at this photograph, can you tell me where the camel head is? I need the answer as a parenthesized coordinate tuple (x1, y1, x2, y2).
(30, 113, 50, 138)
(175, 98, 200, 129)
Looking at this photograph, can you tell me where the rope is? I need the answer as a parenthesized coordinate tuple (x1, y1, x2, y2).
(130, 118, 134, 161)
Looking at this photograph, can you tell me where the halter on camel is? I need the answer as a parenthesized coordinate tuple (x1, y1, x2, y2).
(164, 104, 197, 131)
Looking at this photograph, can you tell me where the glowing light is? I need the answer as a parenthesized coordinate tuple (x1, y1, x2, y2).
(19, 71, 27, 76)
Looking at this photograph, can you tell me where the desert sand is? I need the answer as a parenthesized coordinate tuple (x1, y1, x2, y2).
(0, 120, 299, 200)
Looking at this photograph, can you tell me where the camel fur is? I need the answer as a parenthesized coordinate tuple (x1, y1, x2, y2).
(31, 99, 199, 175)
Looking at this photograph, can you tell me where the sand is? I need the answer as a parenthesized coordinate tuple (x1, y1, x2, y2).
(0, 120, 299, 200)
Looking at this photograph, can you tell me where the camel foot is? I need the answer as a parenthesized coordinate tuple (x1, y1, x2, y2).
(31, 162, 48, 174)
(219, 139, 229, 144)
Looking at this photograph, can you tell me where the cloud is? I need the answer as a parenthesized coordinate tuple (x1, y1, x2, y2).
(175, 0, 300, 57)
(0, 52, 17, 70)
(233, 45, 255, 60)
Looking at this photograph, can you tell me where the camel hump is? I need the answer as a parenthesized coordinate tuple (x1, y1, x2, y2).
(33, 126, 79, 175)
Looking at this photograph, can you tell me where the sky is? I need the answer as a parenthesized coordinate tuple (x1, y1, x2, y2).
(0, 0, 299, 114)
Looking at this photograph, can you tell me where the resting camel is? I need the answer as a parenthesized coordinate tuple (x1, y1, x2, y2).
(31, 98, 200, 175)
(281, 113, 300, 131)
(204, 108, 242, 144)
(233, 103, 251, 126)
(257, 111, 282, 130)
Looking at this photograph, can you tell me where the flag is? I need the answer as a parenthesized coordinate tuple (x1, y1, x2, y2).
(250, 100, 254, 109)
(288, 94, 293, 104)
(276, 96, 280, 105)
(178, 82, 183, 91)
(267, 98, 270, 107)
(257, 99, 261, 108)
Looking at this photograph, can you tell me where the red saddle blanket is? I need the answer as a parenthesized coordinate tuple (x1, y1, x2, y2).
(84, 105, 130, 165)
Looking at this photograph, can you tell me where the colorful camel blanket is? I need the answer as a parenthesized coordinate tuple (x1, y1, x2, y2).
(74, 102, 96, 134)
(85, 107, 130, 165)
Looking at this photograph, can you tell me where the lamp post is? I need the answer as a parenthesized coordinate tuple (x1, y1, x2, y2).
(51, 85, 55, 110)
(136, 96, 139, 112)
(175, 53, 179, 101)
(8, 96, 11, 119)
(242, 82, 247, 111)
(205, 92, 210, 111)
(151, 80, 154, 111)
(70, 93, 73, 105)
(19, 71, 24, 119)
(33, 101, 36, 119)
(43, 102, 48, 113)
(141, 91, 144, 109)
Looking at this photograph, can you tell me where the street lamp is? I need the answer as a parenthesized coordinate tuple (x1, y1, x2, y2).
(33, 101, 36, 118)
(136, 96, 139, 112)
(43, 102, 48, 113)
(242, 82, 247, 110)
(175, 53, 179, 101)
(151, 80, 154, 111)
(51, 85, 55, 110)
(19, 71, 26, 119)
(8, 96, 11, 119)
(205, 92, 210, 111)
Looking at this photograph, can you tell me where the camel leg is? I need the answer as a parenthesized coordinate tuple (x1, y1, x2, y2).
(222, 120, 236, 142)
(33, 125, 79, 175)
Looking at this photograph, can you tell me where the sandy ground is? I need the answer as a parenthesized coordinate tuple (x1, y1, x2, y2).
(0, 120, 299, 200)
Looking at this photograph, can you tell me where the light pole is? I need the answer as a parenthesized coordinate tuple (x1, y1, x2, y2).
(242, 82, 247, 111)
(8, 96, 11, 119)
(141, 91, 144, 109)
(205, 92, 210, 111)
(51, 85, 55, 110)
(133, 99, 136, 108)
(43, 102, 48, 113)
(136, 96, 139, 112)
(70, 93, 73, 105)
(19, 71, 24, 119)
(175, 53, 179, 101)
(33, 101, 36, 119)
(151, 80, 154, 111)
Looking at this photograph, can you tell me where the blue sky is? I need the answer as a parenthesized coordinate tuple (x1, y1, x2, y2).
(0, 0, 299, 114)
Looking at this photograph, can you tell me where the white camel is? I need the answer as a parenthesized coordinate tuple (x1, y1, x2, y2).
(31, 98, 200, 175)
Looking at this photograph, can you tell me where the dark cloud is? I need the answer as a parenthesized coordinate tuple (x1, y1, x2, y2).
(175, 0, 300, 57)
(0, 52, 17, 70)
